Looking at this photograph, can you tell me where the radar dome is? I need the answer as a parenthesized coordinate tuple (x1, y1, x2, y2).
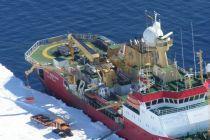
(206, 63, 210, 73)
(143, 21, 163, 47)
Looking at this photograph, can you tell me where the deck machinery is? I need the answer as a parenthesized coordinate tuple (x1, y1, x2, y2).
(25, 12, 210, 140)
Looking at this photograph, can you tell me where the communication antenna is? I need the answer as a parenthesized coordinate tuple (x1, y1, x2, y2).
(154, 11, 160, 22)
(145, 10, 149, 27)
(191, 22, 197, 77)
(145, 10, 154, 24)
(180, 28, 185, 69)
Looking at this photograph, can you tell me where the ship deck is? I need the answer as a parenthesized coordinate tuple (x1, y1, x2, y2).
(25, 34, 204, 97)
(30, 41, 70, 65)
(27, 35, 108, 66)
(140, 72, 203, 95)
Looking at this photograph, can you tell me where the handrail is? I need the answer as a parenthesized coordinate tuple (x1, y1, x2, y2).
(151, 101, 207, 116)
(25, 34, 68, 64)
(24, 33, 114, 65)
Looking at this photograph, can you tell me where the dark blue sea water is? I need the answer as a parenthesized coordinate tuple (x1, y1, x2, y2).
(0, 0, 210, 90)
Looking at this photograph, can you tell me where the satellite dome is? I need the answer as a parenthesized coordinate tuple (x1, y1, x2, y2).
(143, 21, 163, 47)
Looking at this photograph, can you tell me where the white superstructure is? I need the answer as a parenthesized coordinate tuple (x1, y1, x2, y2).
(123, 92, 210, 138)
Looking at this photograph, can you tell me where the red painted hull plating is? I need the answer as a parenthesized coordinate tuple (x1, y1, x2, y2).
(40, 69, 172, 140)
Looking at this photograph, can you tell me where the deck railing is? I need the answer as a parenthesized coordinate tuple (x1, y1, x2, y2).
(25, 34, 68, 64)
(151, 101, 208, 116)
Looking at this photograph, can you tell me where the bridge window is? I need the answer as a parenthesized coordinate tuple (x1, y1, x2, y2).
(146, 102, 151, 106)
(165, 98, 169, 103)
(169, 98, 173, 103)
(174, 99, 178, 104)
(179, 99, 184, 104)
(199, 94, 205, 99)
(124, 104, 139, 115)
(146, 102, 151, 109)
(194, 95, 199, 100)
(152, 100, 157, 105)
(184, 98, 189, 102)
(158, 99, 164, 103)
(189, 96, 194, 101)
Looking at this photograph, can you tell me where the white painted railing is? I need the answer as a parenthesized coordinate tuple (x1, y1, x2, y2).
(25, 34, 68, 64)
(151, 101, 207, 116)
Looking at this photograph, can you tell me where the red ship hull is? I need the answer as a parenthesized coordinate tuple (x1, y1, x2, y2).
(40, 69, 172, 140)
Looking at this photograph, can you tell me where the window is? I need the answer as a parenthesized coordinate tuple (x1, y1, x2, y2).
(124, 104, 139, 114)
(184, 98, 189, 102)
(158, 99, 164, 104)
(199, 94, 205, 99)
(169, 98, 173, 103)
(146, 102, 151, 109)
(165, 98, 169, 103)
(194, 95, 199, 100)
(189, 96, 194, 101)
(152, 100, 157, 105)
(179, 99, 184, 104)
(174, 99, 178, 104)
(146, 102, 151, 106)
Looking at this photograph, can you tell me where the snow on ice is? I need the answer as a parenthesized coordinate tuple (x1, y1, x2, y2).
(0, 64, 122, 140)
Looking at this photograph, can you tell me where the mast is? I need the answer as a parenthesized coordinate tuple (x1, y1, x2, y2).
(174, 52, 179, 91)
(197, 50, 204, 83)
(191, 22, 197, 77)
(180, 28, 185, 69)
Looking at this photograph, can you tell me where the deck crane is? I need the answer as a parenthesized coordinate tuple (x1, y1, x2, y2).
(24, 64, 40, 87)
(96, 95, 125, 111)
(67, 34, 75, 63)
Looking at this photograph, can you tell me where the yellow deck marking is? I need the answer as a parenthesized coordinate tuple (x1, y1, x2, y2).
(42, 43, 64, 59)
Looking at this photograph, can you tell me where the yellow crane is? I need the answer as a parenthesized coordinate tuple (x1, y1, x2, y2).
(96, 95, 124, 111)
